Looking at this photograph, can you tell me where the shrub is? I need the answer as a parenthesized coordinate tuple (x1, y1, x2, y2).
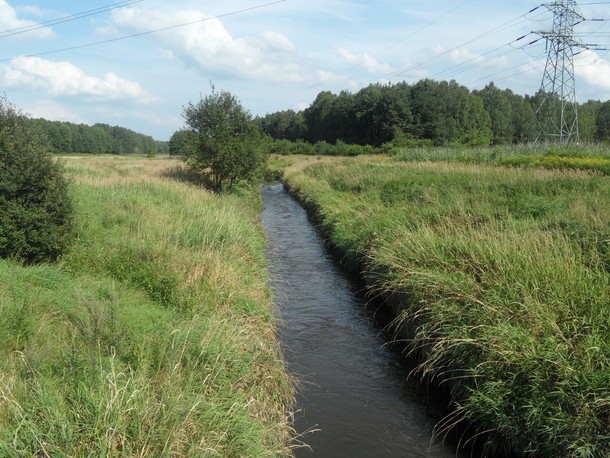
(0, 97, 72, 263)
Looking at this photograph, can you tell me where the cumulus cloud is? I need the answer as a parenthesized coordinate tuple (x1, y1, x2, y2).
(105, 7, 305, 83)
(448, 48, 485, 65)
(24, 100, 86, 123)
(1, 57, 151, 101)
(336, 47, 392, 74)
(448, 48, 510, 69)
(576, 50, 610, 91)
(0, 0, 53, 39)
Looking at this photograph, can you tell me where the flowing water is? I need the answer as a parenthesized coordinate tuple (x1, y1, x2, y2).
(261, 184, 463, 457)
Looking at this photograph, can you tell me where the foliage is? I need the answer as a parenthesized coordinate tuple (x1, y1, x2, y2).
(283, 155, 609, 457)
(259, 78, 610, 148)
(168, 128, 197, 156)
(183, 88, 268, 191)
(0, 156, 293, 456)
(256, 109, 306, 141)
(269, 139, 380, 156)
(0, 97, 72, 263)
(26, 118, 168, 155)
(595, 100, 610, 141)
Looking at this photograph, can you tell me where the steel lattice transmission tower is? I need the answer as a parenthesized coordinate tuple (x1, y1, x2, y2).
(535, 0, 584, 144)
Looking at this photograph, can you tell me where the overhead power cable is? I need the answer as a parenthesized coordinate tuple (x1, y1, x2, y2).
(288, 0, 474, 95)
(468, 47, 599, 90)
(356, 6, 541, 89)
(354, 0, 474, 69)
(429, 37, 530, 81)
(1, 0, 287, 63)
(0, 0, 144, 39)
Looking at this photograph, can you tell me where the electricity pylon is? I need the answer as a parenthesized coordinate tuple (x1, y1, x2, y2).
(535, 0, 584, 144)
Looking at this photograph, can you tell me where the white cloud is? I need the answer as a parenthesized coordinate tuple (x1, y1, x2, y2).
(24, 100, 86, 123)
(448, 48, 485, 65)
(1, 57, 151, 101)
(316, 70, 341, 83)
(15, 5, 58, 18)
(259, 31, 296, 53)
(0, 0, 53, 39)
(576, 50, 610, 91)
(106, 7, 305, 83)
(336, 47, 392, 74)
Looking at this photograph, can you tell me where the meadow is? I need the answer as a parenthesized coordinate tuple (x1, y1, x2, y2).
(282, 152, 609, 457)
(0, 156, 293, 456)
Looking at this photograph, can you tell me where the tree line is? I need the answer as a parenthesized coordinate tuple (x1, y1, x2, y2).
(256, 80, 610, 147)
(26, 118, 169, 155)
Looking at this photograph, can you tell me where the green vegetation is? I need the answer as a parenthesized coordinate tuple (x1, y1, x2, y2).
(0, 97, 73, 263)
(269, 139, 381, 157)
(26, 117, 168, 155)
(283, 153, 609, 457)
(168, 128, 197, 156)
(389, 144, 610, 175)
(0, 156, 293, 456)
(258, 79, 610, 147)
(183, 88, 268, 191)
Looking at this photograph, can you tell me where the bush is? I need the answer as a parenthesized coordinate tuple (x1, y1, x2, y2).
(0, 97, 72, 263)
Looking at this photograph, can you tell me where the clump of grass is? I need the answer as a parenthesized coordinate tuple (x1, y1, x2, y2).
(283, 155, 609, 457)
(0, 156, 293, 456)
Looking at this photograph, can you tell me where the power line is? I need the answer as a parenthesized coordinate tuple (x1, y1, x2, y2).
(532, 0, 608, 143)
(356, 0, 474, 67)
(468, 47, 597, 90)
(430, 39, 526, 81)
(0, 0, 287, 63)
(0, 1, 144, 39)
(286, 0, 475, 96)
(376, 9, 536, 84)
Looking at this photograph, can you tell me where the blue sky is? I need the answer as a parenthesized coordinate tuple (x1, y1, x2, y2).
(1, 0, 609, 140)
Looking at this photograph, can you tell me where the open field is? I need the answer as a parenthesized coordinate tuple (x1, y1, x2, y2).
(283, 153, 609, 457)
(0, 156, 293, 456)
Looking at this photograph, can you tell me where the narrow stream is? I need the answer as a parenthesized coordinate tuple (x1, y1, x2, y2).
(261, 184, 462, 457)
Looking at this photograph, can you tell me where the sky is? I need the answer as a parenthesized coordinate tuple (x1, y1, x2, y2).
(1, 0, 609, 140)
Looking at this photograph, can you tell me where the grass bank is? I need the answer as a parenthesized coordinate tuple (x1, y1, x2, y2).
(0, 156, 293, 456)
(283, 153, 609, 457)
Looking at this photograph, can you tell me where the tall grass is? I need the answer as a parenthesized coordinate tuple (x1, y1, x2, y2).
(0, 156, 293, 456)
(284, 155, 609, 457)
(393, 144, 610, 175)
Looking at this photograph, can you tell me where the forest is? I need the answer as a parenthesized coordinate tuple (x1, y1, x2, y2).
(256, 80, 610, 148)
(26, 118, 169, 155)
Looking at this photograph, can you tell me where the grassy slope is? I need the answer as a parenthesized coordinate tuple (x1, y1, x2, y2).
(0, 156, 292, 457)
(283, 154, 609, 457)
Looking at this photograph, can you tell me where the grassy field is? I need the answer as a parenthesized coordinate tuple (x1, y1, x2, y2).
(392, 144, 610, 175)
(283, 153, 609, 457)
(0, 156, 293, 456)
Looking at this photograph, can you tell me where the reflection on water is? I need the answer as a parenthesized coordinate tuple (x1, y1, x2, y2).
(261, 184, 462, 458)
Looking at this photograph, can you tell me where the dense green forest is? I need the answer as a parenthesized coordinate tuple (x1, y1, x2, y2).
(26, 118, 169, 155)
(256, 80, 610, 147)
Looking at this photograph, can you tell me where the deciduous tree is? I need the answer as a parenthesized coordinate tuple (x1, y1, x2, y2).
(0, 97, 72, 263)
(183, 88, 267, 191)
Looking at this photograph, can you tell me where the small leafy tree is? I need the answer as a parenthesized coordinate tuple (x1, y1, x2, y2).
(183, 88, 267, 191)
(168, 129, 197, 156)
(0, 97, 72, 263)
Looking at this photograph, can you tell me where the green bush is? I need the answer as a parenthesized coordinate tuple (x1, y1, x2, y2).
(0, 97, 72, 263)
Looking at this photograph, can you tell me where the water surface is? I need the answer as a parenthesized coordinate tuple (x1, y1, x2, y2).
(261, 184, 460, 457)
